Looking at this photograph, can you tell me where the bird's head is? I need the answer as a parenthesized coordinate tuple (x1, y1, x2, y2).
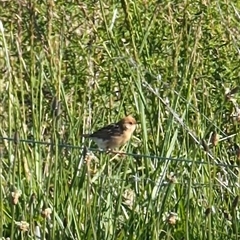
(119, 115, 137, 134)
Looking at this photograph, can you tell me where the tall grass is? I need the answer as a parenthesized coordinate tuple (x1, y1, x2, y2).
(0, 0, 239, 239)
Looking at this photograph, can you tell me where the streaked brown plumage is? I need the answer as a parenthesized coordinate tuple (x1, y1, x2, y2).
(83, 116, 137, 150)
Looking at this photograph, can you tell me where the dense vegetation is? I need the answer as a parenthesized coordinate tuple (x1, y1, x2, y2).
(0, 0, 239, 239)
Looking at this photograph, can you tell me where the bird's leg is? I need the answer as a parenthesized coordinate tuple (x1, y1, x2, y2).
(109, 150, 125, 162)
(111, 149, 126, 157)
(117, 150, 126, 157)
(105, 149, 126, 157)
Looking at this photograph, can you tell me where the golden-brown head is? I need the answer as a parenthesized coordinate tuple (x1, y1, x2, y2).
(83, 115, 137, 150)
(118, 115, 137, 133)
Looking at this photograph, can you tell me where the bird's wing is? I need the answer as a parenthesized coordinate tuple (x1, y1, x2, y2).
(90, 123, 123, 140)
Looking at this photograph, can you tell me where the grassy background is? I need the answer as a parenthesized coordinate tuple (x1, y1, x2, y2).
(0, 0, 240, 239)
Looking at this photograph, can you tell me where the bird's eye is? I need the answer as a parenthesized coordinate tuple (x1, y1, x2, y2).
(129, 121, 133, 125)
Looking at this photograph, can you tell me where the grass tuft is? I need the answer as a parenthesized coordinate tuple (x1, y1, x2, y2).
(0, 1, 240, 239)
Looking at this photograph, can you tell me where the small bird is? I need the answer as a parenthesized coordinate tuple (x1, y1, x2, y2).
(83, 115, 137, 151)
